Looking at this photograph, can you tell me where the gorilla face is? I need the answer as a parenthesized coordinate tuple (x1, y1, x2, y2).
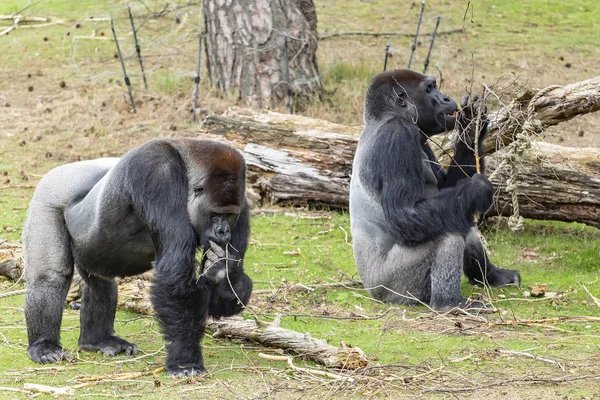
(185, 143, 246, 248)
(401, 74, 458, 135)
(365, 69, 458, 135)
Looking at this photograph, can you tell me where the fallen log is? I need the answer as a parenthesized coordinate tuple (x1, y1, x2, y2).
(200, 76, 600, 227)
(488, 142, 600, 228)
(117, 278, 368, 369)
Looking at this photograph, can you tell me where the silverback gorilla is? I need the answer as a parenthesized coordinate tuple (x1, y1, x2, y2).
(350, 69, 520, 311)
(23, 139, 252, 376)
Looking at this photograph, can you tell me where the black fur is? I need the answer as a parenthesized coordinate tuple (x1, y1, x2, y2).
(350, 69, 520, 311)
(23, 139, 252, 376)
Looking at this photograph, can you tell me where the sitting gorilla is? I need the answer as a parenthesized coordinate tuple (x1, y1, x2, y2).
(350, 69, 520, 311)
(23, 138, 252, 376)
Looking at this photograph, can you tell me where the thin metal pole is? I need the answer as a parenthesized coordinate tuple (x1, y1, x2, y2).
(423, 16, 441, 74)
(192, 34, 202, 122)
(407, 0, 425, 70)
(128, 6, 147, 90)
(284, 35, 293, 114)
(383, 43, 390, 71)
(110, 15, 136, 113)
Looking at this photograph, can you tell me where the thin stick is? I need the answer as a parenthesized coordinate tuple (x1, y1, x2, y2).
(127, 6, 147, 90)
(422, 16, 440, 74)
(473, 94, 484, 174)
(192, 34, 202, 122)
(258, 353, 355, 382)
(320, 28, 462, 40)
(0, 289, 26, 299)
(383, 43, 390, 71)
(110, 15, 136, 114)
(407, 0, 425, 69)
(284, 35, 293, 114)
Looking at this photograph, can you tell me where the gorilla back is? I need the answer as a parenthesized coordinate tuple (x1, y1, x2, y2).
(24, 138, 253, 376)
(350, 69, 520, 311)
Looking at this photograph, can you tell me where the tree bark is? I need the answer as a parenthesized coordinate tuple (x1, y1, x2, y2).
(203, 0, 322, 110)
(488, 142, 600, 228)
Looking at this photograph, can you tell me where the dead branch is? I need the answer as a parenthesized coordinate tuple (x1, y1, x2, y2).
(320, 28, 464, 40)
(253, 280, 363, 295)
(258, 353, 356, 381)
(116, 279, 368, 369)
(423, 374, 600, 394)
(498, 349, 565, 370)
(0, 17, 19, 36)
(210, 316, 368, 369)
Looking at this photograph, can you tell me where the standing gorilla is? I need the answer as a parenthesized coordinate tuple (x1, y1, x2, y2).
(24, 139, 252, 376)
(350, 69, 520, 311)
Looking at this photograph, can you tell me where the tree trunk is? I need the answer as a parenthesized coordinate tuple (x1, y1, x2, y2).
(203, 0, 322, 110)
(200, 106, 600, 228)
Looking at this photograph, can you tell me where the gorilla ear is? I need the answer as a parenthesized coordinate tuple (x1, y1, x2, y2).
(396, 92, 407, 107)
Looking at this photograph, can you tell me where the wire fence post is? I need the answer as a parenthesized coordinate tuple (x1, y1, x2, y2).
(383, 43, 391, 71)
(407, 0, 425, 70)
(284, 35, 293, 114)
(128, 6, 147, 90)
(192, 34, 202, 122)
(423, 16, 441, 74)
(110, 15, 136, 114)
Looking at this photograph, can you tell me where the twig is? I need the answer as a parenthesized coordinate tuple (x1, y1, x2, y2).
(252, 280, 363, 295)
(23, 367, 165, 395)
(423, 374, 599, 394)
(11, 0, 43, 17)
(498, 349, 565, 370)
(0, 184, 36, 189)
(258, 353, 355, 382)
(320, 28, 463, 40)
(0, 386, 33, 394)
(0, 17, 20, 36)
(76, 366, 165, 382)
(0, 289, 26, 299)
(407, 0, 426, 69)
(581, 283, 600, 307)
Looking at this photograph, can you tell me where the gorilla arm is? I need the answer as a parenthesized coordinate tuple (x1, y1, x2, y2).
(202, 204, 253, 318)
(360, 118, 492, 245)
(444, 95, 489, 187)
(123, 140, 207, 375)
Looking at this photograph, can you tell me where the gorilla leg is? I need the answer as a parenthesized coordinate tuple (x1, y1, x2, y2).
(77, 270, 137, 356)
(463, 228, 520, 287)
(152, 267, 210, 377)
(429, 234, 467, 310)
(24, 207, 74, 363)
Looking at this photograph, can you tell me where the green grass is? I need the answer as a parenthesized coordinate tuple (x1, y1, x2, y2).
(0, 0, 599, 397)
(1, 212, 599, 397)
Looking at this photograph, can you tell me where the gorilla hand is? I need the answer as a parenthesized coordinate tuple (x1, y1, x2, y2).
(457, 94, 489, 145)
(466, 174, 494, 215)
(203, 240, 243, 283)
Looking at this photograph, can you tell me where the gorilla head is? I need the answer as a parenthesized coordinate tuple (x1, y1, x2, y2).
(364, 69, 458, 134)
(181, 141, 247, 248)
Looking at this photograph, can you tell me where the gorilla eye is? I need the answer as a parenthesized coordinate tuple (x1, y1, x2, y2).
(426, 85, 433, 93)
(194, 187, 205, 196)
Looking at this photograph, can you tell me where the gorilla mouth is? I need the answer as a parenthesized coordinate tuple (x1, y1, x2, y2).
(447, 111, 457, 117)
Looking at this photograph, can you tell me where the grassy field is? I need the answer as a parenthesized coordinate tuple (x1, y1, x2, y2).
(1, 0, 599, 398)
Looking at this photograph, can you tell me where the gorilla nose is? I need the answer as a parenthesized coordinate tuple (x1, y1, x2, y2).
(214, 223, 231, 242)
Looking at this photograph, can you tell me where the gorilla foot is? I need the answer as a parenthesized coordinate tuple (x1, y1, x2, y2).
(28, 340, 74, 364)
(79, 335, 138, 357)
(167, 365, 207, 377)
